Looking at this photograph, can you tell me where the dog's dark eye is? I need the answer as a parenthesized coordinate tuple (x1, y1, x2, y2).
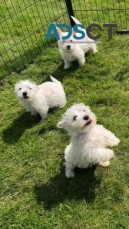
(73, 115, 77, 121)
(29, 87, 32, 90)
(83, 110, 86, 112)
(19, 88, 21, 90)
(70, 39, 73, 42)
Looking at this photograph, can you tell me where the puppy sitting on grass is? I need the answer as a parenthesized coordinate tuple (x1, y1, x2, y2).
(15, 76, 67, 120)
(57, 104, 120, 178)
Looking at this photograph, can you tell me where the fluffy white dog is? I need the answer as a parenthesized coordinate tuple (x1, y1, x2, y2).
(57, 16, 97, 69)
(15, 76, 67, 119)
(57, 104, 120, 178)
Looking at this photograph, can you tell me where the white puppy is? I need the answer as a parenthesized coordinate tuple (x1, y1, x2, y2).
(57, 16, 97, 69)
(57, 104, 120, 178)
(15, 76, 67, 119)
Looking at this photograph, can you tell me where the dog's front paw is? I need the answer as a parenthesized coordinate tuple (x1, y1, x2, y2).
(64, 64, 71, 69)
(93, 49, 97, 54)
(31, 111, 37, 116)
(65, 170, 74, 178)
(99, 161, 110, 167)
(79, 58, 85, 66)
(39, 114, 47, 121)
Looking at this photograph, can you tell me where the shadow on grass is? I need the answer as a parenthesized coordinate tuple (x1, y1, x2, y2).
(34, 163, 100, 210)
(38, 124, 56, 135)
(37, 108, 60, 135)
(48, 51, 94, 82)
(0, 39, 56, 80)
(114, 66, 129, 82)
(3, 112, 41, 144)
(45, 62, 79, 82)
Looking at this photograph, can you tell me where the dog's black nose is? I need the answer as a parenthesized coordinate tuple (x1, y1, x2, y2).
(83, 115, 89, 121)
(67, 45, 70, 50)
(23, 92, 27, 96)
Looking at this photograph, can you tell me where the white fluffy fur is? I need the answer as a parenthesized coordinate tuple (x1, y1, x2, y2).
(57, 103, 120, 178)
(15, 76, 67, 119)
(57, 16, 97, 69)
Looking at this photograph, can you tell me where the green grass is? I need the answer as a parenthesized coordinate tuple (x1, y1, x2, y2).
(1, 34, 129, 228)
(1, 1, 129, 228)
(0, 0, 68, 78)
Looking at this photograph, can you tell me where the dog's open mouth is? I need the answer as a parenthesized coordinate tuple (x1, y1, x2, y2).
(23, 96, 29, 99)
(85, 119, 92, 126)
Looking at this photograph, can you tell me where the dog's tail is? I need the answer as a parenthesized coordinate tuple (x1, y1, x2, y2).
(50, 75, 61, 84)
(71, 15, 82, 25)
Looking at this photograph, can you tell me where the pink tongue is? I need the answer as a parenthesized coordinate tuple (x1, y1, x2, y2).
(87, 119, 92, 125)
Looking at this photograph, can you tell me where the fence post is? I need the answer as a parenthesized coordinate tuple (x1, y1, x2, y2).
(65, 0, 75, 27)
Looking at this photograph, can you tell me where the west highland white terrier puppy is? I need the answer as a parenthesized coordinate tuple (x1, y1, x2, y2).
(57, 104, 120, 178)
(15, 76, 67, 119)
(57, 16, 97, 69)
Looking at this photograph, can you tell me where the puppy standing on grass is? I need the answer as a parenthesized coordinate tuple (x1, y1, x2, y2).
(57, 16, 97, 69)
(15, 76, 67, 120)
(57, 104, 120, 178)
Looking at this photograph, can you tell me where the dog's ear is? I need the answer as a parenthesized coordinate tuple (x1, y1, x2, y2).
(35, 86, 39, 92)
(72, 28, 76, 36)
(56, 27, 62, 36)
(57, 120, 65, 129)
(14, 83, 20, 94)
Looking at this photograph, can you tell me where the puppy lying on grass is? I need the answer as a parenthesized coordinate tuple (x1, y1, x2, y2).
(15, 76, 67, 120)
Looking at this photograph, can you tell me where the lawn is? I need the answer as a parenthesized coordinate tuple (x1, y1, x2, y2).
(0, 0, 68, 78)
(1, 1, 129, 229)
